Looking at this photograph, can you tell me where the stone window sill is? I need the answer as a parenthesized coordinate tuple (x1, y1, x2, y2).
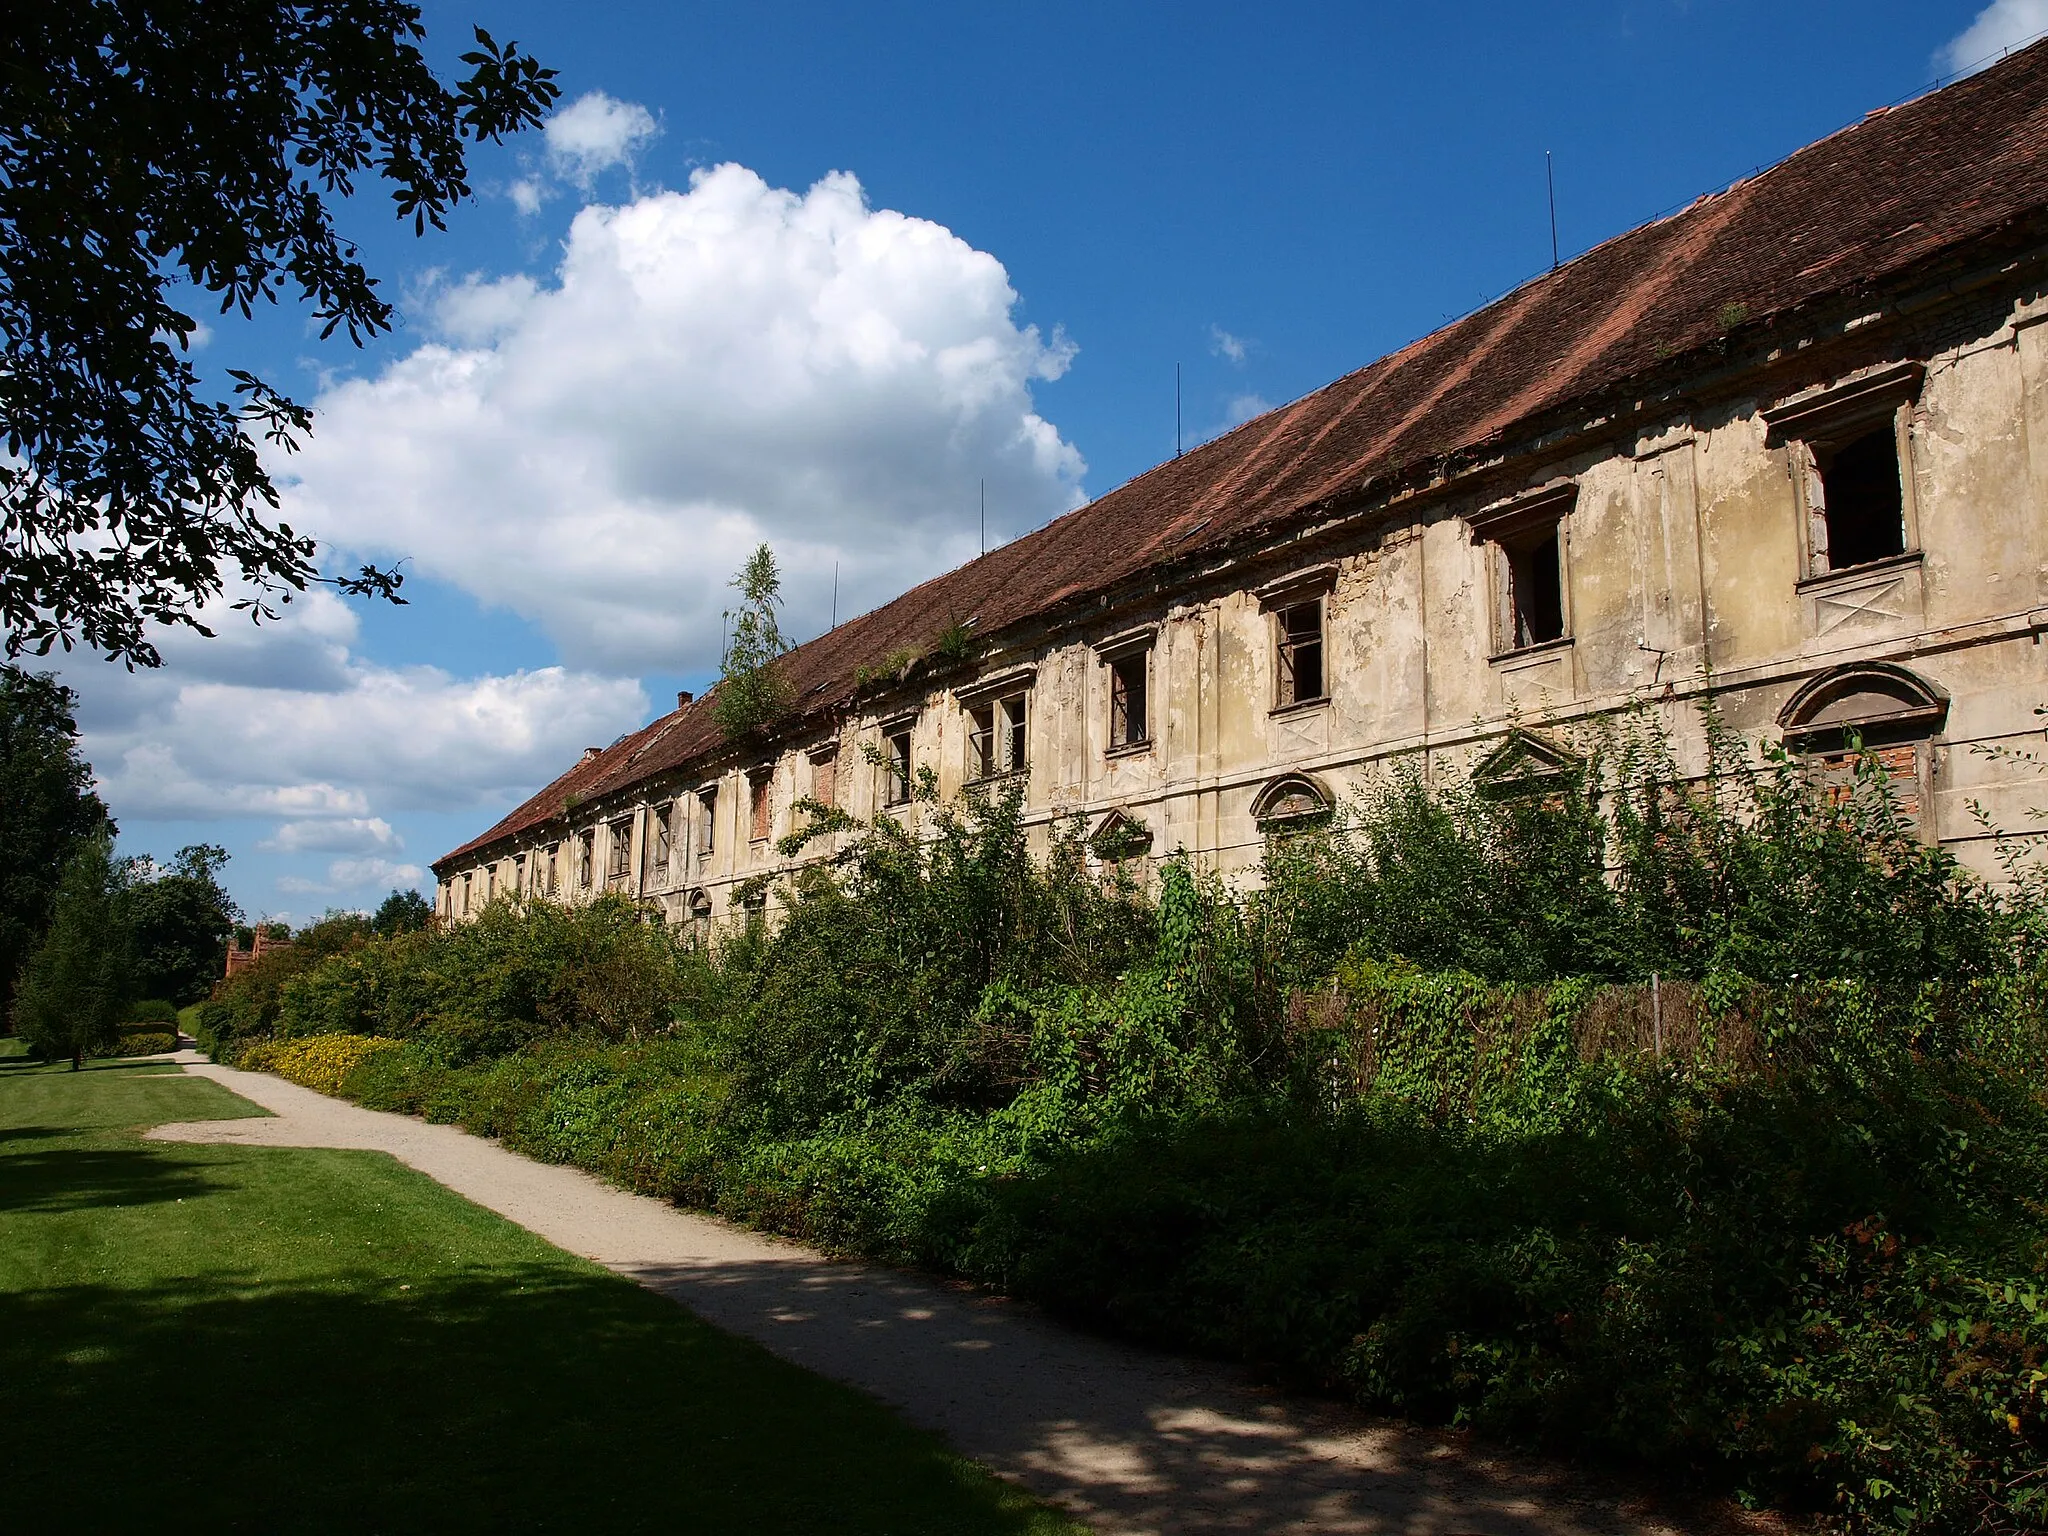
(1488, 635, 1575, 667)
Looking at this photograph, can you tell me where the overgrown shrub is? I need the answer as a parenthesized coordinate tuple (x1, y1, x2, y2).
(111, 1027, 176, 1056)
(126, 998, 178, 1025)
(262, 1033, 404, 1096)
(215, 710, 2048, 1531)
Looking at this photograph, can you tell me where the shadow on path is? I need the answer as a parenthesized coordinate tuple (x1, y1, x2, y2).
(150, 1057, 1730, 1536)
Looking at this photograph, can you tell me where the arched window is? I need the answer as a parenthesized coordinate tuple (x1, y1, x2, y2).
(1778, 662, 1947, 834)
(1250, 773, 1334, 831)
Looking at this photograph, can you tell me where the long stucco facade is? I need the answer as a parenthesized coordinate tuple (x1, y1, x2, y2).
(434, 46, 2048, 927)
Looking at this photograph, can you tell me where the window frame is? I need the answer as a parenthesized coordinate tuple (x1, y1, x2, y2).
(606, 818, 634, 882)
(1764, 362, 1925, 584)
(696, 785, 718, 859)
(1093, 629, 1156, 757)
(748, 769, 773, 844)
(806, 740, 840, 809)
(1468, 483, 1577, 661)
(881, 721, 914, 807)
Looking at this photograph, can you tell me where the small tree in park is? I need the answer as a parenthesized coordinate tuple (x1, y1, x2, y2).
(12, 836, 135, 1070)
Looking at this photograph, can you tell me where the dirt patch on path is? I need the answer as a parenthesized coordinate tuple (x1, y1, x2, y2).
(149, 1056, 1758, 1536)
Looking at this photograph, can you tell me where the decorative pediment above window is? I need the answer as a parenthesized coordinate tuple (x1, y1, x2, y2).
(1251, 772, 1334, 829)
(1254, 564, 1339, 612)
(1473, 729, 1583, 800)
(955, 664, 1038, 706)
(1091, 625, 1157, 660)
(1464, 480, 1578, 545)
(1777, 661, 1947, 751)
(1089, 807, 1155, 861)
(1762, 361, 1924, 443)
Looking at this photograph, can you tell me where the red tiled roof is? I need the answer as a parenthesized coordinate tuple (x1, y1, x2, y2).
(437, 43, 2048, 871)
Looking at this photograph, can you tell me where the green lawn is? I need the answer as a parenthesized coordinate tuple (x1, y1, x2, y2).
(0, 1042, 1082, 1534)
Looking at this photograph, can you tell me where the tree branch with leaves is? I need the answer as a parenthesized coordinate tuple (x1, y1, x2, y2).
(1, 2, 560, 665)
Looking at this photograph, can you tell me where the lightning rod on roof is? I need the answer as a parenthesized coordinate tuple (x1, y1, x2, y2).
(980, 478, 986, 555)
(831, 561, 838, 630)
(1546, 151, 1559, 271)
(1176, 362, 1183, 458)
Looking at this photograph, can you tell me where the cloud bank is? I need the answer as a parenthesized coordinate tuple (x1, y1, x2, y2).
(1940, 1, 2048, 73)
(282, 162, 1086, 674)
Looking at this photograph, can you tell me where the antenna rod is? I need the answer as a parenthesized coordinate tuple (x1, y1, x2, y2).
(830, 562, 838, 630)
(1546, 151, 1559, 271)
(979, 478, 985, 555)
(1175, 362, 1183, 458)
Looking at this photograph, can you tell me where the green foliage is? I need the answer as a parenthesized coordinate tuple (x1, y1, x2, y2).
(853, 645, 921, 690)
(0, 666, 114, 1017)
(6, 5, 558, 664)
(1255, 704, 2008, 993)
(11, 835, 134, 1069)
(371, 887, 433, 937)
(218, 714, 2048, 1530)
(126, 999, 179, 1025)
(111, 1027, 177, 1056)
(714, 544, 795, 741)
(121, 844, 241, 1005)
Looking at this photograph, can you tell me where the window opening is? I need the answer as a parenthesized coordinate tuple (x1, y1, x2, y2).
(749, 772, 772, 843)
(607, 820, 633, 881)
(514, 853, 527, 895)
(1108, 653, 1148, 750)
(1813, 425, 1906, 572)
(883, 725, 913, 806)
(545, 842, 560, 896)
(644, 803, 672, 884)
(811, 751, 836, 809)
(697, 788, 717, 857)
(969, 692, 1029, 780)
(461, 873, 472, 914)
(1503, 525, 1565, 649)
(577, 830, 594, 889)
(485, 864, 496, 901)
(1275, 600, 1325, 706)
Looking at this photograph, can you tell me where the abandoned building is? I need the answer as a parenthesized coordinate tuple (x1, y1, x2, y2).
(435, 41, 2048, 930)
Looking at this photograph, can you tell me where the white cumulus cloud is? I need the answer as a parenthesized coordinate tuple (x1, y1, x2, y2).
(1939, 0, 2048, 73)
(278, 163, 1085, 674)
(1209, 325, 1249, 364)
(259, 818, 401, 855)
(67, 591, 645, 833)
(545, 91, 659, 187)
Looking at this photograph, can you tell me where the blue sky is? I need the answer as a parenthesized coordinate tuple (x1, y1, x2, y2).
(60, 0, 2045, 923)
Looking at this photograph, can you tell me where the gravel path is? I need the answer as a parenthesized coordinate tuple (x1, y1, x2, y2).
(148, 1055, 1720, 1536)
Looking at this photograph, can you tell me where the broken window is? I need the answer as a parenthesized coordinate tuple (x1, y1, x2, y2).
(749, 771, 772, 842)
(1275, 600, 1325, 707)
(644, 803, 672, 884)
(697, 787, 717, 857)
(513, 853, 526, 895)
(1108, 652, 1149, 750)
(883, 724, 913, 806)
(1499, 522, 1566, 650)
(461, 873, 472, 914)
(545, 842, 560, 895)
(969, 692, 1028, 779)
(810, 749, 837, 809)
(577, 830, 595, 888)
(1810, 425, 1907, 573)
(607, 820, 633, 881)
